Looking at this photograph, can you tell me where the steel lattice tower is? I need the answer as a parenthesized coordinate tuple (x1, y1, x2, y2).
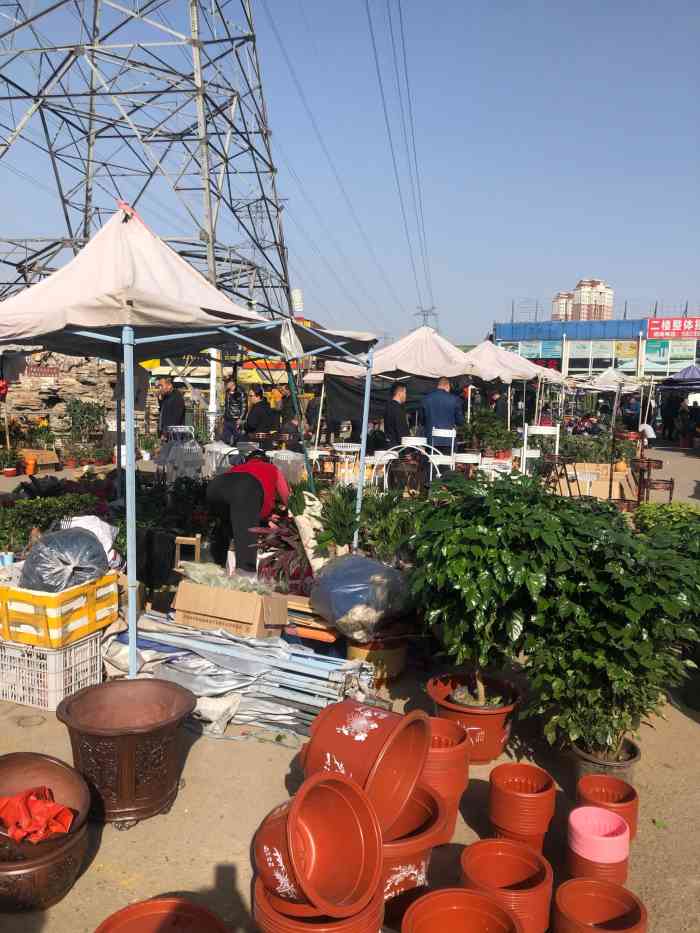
(0, 0, 293, 316)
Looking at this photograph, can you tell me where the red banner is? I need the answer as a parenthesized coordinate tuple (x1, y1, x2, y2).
(647, 317, 700, 339)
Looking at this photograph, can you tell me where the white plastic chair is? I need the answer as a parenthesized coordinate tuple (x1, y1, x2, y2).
(430, 428, 457, 478)
(522, 424, 559, 475)
(370, 450, 399, 487)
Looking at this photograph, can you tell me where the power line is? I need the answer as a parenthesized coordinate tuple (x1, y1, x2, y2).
(364, 0, 424, 311)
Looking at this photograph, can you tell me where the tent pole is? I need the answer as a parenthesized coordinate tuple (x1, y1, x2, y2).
(507, 385, 511, 431)
(115, 361, 123, 499)
(522, 381, 527, 432)
(353, 348, 374, 549)
(314, 379, 325, 449)
(208, 349, 219, 441)
(284, 361, 315, 494)
(467, 385, 472, 424)
(122, 327, 138, 678)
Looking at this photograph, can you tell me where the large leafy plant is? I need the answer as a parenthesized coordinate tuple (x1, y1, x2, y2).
(358, 488, 417, 566)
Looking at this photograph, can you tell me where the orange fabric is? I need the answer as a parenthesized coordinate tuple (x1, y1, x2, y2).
(0, 786, 74, 843)
(226, 460, 290, 519)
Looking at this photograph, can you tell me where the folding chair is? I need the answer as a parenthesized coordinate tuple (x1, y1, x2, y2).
(429, 428, 457, 479)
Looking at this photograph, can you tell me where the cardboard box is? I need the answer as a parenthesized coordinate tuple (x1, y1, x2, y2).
(173, 579, 287, 639)
(117, 573, 146, 615)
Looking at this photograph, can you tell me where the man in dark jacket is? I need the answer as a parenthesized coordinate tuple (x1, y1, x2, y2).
(157, 376, 185, 438)
(222, 375, 247, 444)
(245, 386, 280, 436)
(384, 383, 409, 447)
(421, 377, 464, 447)
(279, 385, 296, 423)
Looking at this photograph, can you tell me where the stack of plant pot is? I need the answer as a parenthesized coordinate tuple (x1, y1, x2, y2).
(566, 807, 630, 884)
(400, 888, 526, 932)
(576, 774, 639, 841)
(553, 878, 647, 932)
(418, 717, 469, 844)
(489, 763, 556, 852)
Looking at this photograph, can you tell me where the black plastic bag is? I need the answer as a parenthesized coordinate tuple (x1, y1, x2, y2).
(20, 528, 109, 593)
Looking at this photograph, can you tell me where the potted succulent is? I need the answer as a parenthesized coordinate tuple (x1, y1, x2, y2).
(0, 447, 18, 477)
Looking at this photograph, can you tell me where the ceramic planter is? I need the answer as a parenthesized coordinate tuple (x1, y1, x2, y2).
(401, 888, 525, 933)
(567, 806, 629, 884)
(426, 675, 518, 763)
(577, 775, 639, 840)
(254, 771, 382, 918)
(571, 738, 640, 785)
(254, 878, 385, 933)
(460, 839, 553, 933)
(420, 718, 469, 844)
(489, 763, 555, 852)
(553, 879, 647, 932)
(304, 700, 430, 838)
(381, 784, 447, 901)
(95, 898, 229, 932)
(0, 822, 88, 911)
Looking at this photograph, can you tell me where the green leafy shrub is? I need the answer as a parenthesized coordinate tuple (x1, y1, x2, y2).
(635, 501, 700, 534)
(315, 484, 359, 556)
(0, 493, 102, 552)
(358, 488, 417, 565)
(529, 432, 636, 465)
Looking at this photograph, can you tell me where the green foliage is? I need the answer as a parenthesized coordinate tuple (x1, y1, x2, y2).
(315, 484, 359, 555)
(358, 488, 417, 565)
(66, 399, 105, 442)
(0, 448, 18, 469)
(139, 435, 158, 453)
(635, 502, 700, 535)
(0, 494, 102, 552)
(529, 432, 636, 465)
(464, 410, 518, 452)
(288, 479, 313, 517)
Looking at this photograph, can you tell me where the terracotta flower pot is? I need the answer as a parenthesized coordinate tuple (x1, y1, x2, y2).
(95, 898, 229, 932)
(0, 822, 88, 911)
(2, 468, 17, 478)
(489, 763, 556, 852)
(303, 700, 430, 838)
(566, 847, 628, 885)
(65, 458, 77, 469)
(426, 675, 518, 764)
(401, 888, 525, 933)
(381, 784, 447, 901)
(553, 879, 647, 932)
(460, 839, 553, 933)
(571, 739, 640, 785)
(576, 775, 639, 840)
(420, 718, 469, 844)
(254, 878, 385, 933)
(254, 771, 382, 918)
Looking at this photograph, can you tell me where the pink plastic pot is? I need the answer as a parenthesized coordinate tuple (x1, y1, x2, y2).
(253, 772, 382, 918)
(254, 879, 385, 933)
(304, 700, 430, 839)
(420, 718, 469, 844)
(460, 839, 553, 933)
(401, 888, 525, 933)
(576, 775, 639, 840)
(489, 763, 555, 852)
(553, 879, 647, 932)
(381, 785, 447, 901)
(568, 807, 629, 864)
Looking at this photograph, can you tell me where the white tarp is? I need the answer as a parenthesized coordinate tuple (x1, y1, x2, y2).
(573, 367, 640, 393)
(461, 341, 564, 384)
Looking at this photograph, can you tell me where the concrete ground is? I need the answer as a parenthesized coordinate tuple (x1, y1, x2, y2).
(1, 668, 699, 933)
(648, 445, 700, 503)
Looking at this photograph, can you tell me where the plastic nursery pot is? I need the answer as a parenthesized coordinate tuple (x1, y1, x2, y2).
(303, 700, 430, 839)
(489, 763, 556, 851)
(94, 897, 229, 932)
(2, 467, 17, 477)
(577, 774, 639, 840)
(254, 877, 385, 933)
(381, 784, 448, 901)
(571, 738, 641, 785)
(568, 806, 630, 864)
(401, 887, 525, 933)
(0, 822, 88, 911)
(56, 679, 196, 826)
(553, 878, 647, 932)
(460, 839, 552, 933)
(566, 847, 628, 885)
(254, 771, 383, 918)
(420, 718, 469, 845)
(426, 674, 518, 764)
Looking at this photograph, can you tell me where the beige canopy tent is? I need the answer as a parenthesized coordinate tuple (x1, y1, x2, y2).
(461, 340, 564, 385)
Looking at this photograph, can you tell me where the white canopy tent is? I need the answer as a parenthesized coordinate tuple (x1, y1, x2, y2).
(572, 367, 641, 394)
(0, 205, 377, 676)
(460, 340, 564, 385)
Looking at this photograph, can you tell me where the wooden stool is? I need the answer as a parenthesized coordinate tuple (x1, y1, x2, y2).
(174, 533, 202, 568)
(645, 478, 675, 503)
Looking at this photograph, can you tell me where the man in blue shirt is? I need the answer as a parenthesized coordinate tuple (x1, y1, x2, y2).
(421, 377, 464, 448)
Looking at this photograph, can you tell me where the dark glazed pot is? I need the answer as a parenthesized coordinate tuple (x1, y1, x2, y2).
(381, 785, 447, 901)
(553, 879, 647, 932)
(0, 822, 88, 911)
(95, 897, 229, 931)
(577, 774, 639, 840)
(401, 887, 525, 933)
(426, 675, 518, 764)
(420, 718, 469, 844)
(56, 679, 196, 826)
(571, 738, 640, 785)
(254, 878, 385, 933)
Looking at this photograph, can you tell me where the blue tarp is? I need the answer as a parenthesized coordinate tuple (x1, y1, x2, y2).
(495, 320, 648, 342)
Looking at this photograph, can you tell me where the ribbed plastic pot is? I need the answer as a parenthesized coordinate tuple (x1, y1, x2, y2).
(566, 847, 628, 885)
(254, 771, 383, 918)
(571, 739, 640, 785)
(303, 700, 430, 839)
(489, 763, 555, 850)
(491, 827, 546, 852)
(420, 718, 469, 844)
(56, 679, 196, 826)
(0, 822, 88, 912)
(553, 879, 647, 932)
(94, 898, 229, 932)
(460, 839, 553, 933)
(577, 775, 639, 840)
(381, 785, 447, 901)
(401, 888, 525, 933)
(254, 878, 385, 933)
(426, 675, 518, 764)
(568, 807, 629, 863)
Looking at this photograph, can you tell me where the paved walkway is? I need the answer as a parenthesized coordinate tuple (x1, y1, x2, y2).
(647, 445, 699, 504)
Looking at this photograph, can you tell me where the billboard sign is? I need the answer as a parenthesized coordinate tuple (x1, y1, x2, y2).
(647, 317, 700, 339)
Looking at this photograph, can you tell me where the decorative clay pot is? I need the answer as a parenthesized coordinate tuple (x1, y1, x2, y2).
(304, 700, 430, 839)
(420, 718, 469, 845)
(576, 774, 639, 840)
(401, 888, 525, 933)
(553, 878, 647, 932)
(489, 763, 556, 853)
(426, 675, 518, 764)
(0, 823, 88, 911)
(254, 878, 385, 933)
(254, 771, 382, 918)
(94, 898, 229, 932)
(460, 839, 552, 933)
(381, 785, 447, 901)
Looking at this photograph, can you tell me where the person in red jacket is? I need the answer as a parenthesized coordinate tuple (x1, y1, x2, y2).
(206, 451, 289, 572)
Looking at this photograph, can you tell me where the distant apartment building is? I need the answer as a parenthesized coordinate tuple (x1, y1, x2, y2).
(551, 279, 614, 321)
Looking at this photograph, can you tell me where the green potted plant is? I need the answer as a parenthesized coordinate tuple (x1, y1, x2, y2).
(139, 434, 158, 461)
(0, 447, 18, 477)
(92, 446, 111, 466)
(62, 443, 81, 470)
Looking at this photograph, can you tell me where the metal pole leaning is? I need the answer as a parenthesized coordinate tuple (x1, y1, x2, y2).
(122, 326, 139, 678)
(353, 348, 374, 549)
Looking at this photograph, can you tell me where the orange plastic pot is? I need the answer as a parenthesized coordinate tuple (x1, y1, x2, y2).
(489, 763, 555, 851)
(426, 675, 518, 763)
(381, 785, 447, 901)
(304, 700, 430, 839)
(23, 457, 37, 476)
(492, 826, 546, 852)
(460, 839, 553, 933)
(566, 847, 628, 885)
(254, 879, 385, 933)
(94, 898, 228, 932)
(553, 879, 647, 932)
(253, 771, 382, 918)
(401, 888, 525, 933)
(420, 718, 469, 844)
(576, 775, 639, 840)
